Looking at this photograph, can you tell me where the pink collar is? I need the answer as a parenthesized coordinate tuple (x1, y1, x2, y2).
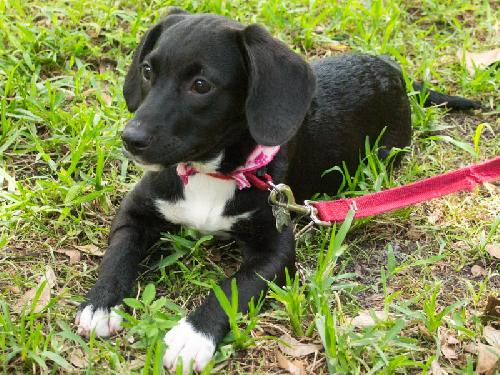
(176, 145, 280, 190)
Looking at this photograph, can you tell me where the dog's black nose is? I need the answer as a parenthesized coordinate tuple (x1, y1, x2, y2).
(121, 122, 151, 154)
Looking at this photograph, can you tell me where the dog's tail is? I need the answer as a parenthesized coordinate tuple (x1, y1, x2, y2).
(378, 56, 480, 110)
(412, 82, 481, 110)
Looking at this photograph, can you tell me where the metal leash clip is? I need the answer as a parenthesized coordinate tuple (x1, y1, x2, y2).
(268, 183, 310, 215)
(304, 200, 331, 226)
(268, 183, 331, 227)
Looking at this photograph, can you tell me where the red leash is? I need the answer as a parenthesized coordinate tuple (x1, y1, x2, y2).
(310, 156, 500, 223)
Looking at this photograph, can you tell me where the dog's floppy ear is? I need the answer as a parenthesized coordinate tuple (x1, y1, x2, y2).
(123, 9, 188, 112)
(240, 24, 316, 146)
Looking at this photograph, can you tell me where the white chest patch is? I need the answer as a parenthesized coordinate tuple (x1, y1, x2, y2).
(156, 173, 249, 234)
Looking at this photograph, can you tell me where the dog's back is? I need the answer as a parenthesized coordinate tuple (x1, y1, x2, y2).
(287, 54, 412, 201)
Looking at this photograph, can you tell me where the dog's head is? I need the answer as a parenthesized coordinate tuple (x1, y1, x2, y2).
(121, 9, 315, 170)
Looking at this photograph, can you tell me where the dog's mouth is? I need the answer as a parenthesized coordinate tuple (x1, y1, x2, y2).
(122, 148, 165, 172)
(121, 124, 240, 172)
(122, 146, 205, 172)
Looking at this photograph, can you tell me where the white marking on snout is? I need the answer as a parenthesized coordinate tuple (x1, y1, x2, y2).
(75, 305, 123, 337)
(163, 318, 215, 374)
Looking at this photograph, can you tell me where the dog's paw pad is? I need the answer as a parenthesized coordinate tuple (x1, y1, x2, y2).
(163, 318, 215, 373)
(75, 305, 123, 337)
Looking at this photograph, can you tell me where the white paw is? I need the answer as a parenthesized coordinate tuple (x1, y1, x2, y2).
(163, 318, 215, 374)
(75, 305, 123, 337)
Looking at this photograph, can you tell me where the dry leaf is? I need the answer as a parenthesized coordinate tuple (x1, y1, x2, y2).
(427, 209, 442, 224)
(438, 328, 458, 359)
(483, 295, 500, 317)
(441, 344, 458, 359)
(74, 244, 105, 257)
(55, 249, 81, 265)
(101, 92, 112, 106)
(457, 48, 500, 76)
(447, 336, 459, 345)
(82, 88, 96, 96)
(14, 282, 51, 313)
(438, 327, 458, 359)
(464, 342, 477, 354)
(276, 351, 305, 375)
(350, 310, 386, 328)
(471, 264, 486, 277)
(418, 324, 433, 340)
(14, 266, 56, 313)
(44, 265, 57, 288)
(69, 348, 86, 368)
(485, 244, 500, 259)
(430, 360, 448, 375)
(278, 334, 321, 357)
(326, 41, 350, 52)
(484, 326, 500, 348)
(476, 343, 500, 374)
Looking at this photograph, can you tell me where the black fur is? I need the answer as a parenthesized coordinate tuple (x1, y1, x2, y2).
(79, 9, 479, 366)
(241, 24, 316, 145)
(412, 82, 480, 109)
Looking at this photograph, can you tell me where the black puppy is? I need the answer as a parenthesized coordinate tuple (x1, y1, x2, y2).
(75, 9, 478, 372)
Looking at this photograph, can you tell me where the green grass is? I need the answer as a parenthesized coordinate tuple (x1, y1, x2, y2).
(1, 0, 498, 373)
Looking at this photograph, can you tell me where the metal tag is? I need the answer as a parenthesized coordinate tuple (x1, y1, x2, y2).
(272, 203, 291, 232)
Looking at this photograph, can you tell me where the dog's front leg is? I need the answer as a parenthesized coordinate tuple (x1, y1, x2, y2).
(75, 194, 166, 337)
(163, 225, 295, 373)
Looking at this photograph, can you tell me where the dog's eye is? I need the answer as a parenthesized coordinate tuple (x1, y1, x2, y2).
(141, 64, 152, 81)
(191, 79, 212, 94)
